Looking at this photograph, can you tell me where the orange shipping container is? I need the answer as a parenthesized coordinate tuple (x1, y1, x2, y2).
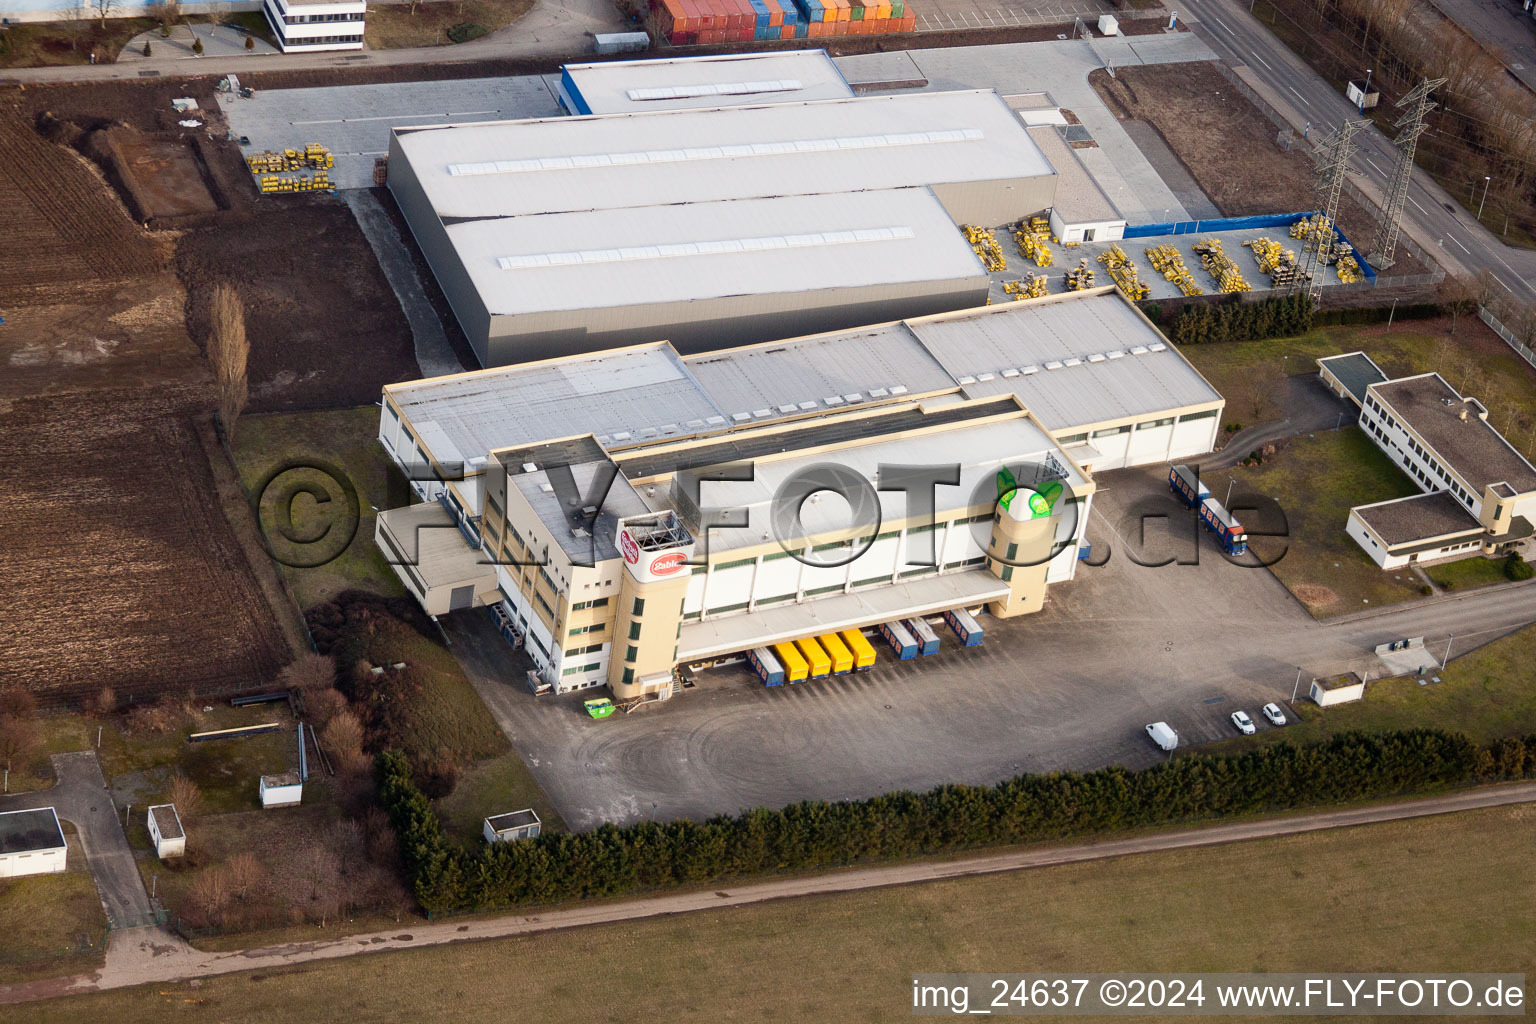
(781, 22, 794, 35)
(807, 19, 825, 34)
(763, 0, 783, 25)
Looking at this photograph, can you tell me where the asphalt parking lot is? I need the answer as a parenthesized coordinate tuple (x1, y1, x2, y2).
(453, 464, 1406, 830)
(220, 75, 564, 189)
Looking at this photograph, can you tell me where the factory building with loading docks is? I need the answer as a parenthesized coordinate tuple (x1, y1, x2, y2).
(374, 289, 1224, 701)
(386, 83, 1060, 367)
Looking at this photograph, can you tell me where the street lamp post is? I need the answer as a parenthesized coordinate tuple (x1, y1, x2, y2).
(1478, 176, 1492, 220)
(1291, 666, 1303, 702)
(1360, 69, 1372, 110)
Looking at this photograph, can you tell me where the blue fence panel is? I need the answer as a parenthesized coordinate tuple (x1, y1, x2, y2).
(1122, 210, 1376, 282)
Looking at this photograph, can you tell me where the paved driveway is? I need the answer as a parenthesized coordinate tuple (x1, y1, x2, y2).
(1, 752, 153, 929)
(452, 464, 1536, 830)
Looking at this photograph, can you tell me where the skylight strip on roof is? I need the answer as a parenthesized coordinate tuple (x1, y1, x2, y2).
(449, 128, 985, 177)
(497, 227, 917, 270)
(624, 79, 804, 101)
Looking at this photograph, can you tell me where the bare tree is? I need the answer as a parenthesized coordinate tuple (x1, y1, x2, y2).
(187, 867, 232, 927)
(168, 774, 204, 820)
(0, 717, 38, 774)
(92, 0, 119, 30)
(226, 851, 266, 901)
(301, 688, 348, 730)
(279, 652, 337, 694)
(321, 711, 368, 774)
(1440, 275, 1479, 338)
(0, 686, 37, 721)
(95, 686, 117, 716)
(297, 842, 340, 904)
(207, 284, 250, 442)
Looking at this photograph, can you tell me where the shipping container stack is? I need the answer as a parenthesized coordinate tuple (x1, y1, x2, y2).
(652, 0, 911, 42)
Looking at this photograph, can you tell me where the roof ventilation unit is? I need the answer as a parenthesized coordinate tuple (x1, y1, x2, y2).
(1001, 368, 1020, 379)
(889, 384, 909, 395)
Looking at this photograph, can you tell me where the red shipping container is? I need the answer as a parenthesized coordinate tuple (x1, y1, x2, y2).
(726, 0, 751, 30)
(834, 18, 849, 33)
(678, 0, 702, 31)
(697, 0, 719, 30)
(872, 16, 886, 31)
(666, 0, 688, 31)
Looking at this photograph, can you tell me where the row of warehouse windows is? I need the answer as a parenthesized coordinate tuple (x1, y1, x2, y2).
(1057, 409, 1214, 447)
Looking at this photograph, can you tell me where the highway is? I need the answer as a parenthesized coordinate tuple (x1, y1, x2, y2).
(1180, 0, 1536, 304)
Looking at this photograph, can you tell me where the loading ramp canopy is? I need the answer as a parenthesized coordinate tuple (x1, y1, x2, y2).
(678, 570, 1006, 662)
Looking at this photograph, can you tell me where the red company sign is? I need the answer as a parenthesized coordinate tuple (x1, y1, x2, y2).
(619, 529, 640, 565)
(649, 551, 687, 577)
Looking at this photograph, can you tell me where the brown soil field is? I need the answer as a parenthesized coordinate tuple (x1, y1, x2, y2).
(111, 135, 222, 220)
(0, 276, 294, 709)
(0, 113, 160, 292)
(1090, 62, 1427, 279)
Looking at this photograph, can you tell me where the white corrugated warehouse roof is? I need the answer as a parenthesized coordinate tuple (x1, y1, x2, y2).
(385, 290, 1216, 468)
(392, 90, 1053, 219)
(561, 51, 853, 114)
(446, 188, 987, 317)
(387, 344, 729, 466)
(914, 291, 1222, 428)
(682, 322, 955, 424)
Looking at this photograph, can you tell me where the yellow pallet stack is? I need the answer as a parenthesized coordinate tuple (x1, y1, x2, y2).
(1013, 217, 1054, 267)
(961, 225, 1007, 272)
(1145, 244, 1202, 296)
(1002, 275, 1049, 300)
(1242, 236, 1302, 288)
(258, 170, 334, 194)
(1289, 213, 1334, 244)
(1192, 238, 1250, 293)
(1063, 258, 1095, 291)
(247, 143, 336, 181)
(1096, 244, 1150, 300)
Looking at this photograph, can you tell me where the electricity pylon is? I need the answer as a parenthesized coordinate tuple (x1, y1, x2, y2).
(1367, 77, 1446, 270)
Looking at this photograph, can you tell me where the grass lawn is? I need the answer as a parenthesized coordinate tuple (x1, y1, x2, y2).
(0, 17, 157, 68)
(6, 715, 98, 794)
(1425, 555, 1510, 593)
(435, 749, 566, 847)
(231, 407, 406, 611)
(1205, 622, 1536, 756)
(1215, 427, 1425, 617)
(101, 703, 299, 817)
(11, 804, 1535, 1021)
(363, 0, 535, 48)
(0, 833, 107, 984)
(1181, 318, 1536, 446)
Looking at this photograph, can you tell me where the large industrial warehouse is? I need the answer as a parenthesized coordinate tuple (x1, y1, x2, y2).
(386, 87, 1058, 365)
(375, 289, 1224, 699)
(555, 50, 855, 114)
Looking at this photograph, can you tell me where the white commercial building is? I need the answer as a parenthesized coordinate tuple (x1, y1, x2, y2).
(387, 89, 1058, 366)
(557, 50, 855, 115)
(0, 808, 67, 879)
(260, 0, 365, 51)
(375, 289, 1222, 696)
(1320, 353, 1536, 569)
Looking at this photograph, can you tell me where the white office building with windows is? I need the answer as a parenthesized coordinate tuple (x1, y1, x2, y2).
(261, 0, 365, 51)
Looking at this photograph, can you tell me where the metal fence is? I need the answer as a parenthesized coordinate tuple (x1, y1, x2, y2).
(1480, 306, 1536, 371)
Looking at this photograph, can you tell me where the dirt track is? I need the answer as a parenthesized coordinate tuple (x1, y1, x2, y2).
(3, 781, 1532, 1005)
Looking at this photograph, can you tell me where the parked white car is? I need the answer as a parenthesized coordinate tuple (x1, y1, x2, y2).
(1262, 703, 1287, 726)
(1230, 710, 1256, 735)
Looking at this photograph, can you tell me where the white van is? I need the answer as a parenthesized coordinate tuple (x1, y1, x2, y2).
(1145, 721, 1178, 751)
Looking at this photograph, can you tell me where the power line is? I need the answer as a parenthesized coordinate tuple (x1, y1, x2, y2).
(1369, 76, 1446, 269)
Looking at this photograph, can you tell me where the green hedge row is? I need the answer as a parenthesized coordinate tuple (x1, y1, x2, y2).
(378, 730, 1536, 913)
(1169, 293, 1314, 345)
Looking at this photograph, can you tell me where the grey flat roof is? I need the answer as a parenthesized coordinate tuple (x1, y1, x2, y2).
(446, 188, 987, 318)
(263, 772, 302, 787)
(682, 322, 956, 424)
(563, 51, 852, 113)
(1319, 351, 1387, 405)
(486, 809, 540, 830)
(0, 807, 65, 855)
(1371, 374, 1536, 494)
(512, 461, 651, 563)
(393, 90, 1053, 220)
(1027, 125, 1121, 224)
(149, 804, 184, 841)
(1352, 491, 1484, 548)
(387, 290, 1213, 468)
(915, 291, 1221, 429)
(388, 344, 729, 467)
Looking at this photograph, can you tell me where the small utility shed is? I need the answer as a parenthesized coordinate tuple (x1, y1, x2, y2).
(1026, 125, 1126, 244)
(147, 804, 185, 860)
(0, 807, 67, 878)
(259, 772, 304, 808)
(483, 810, 542, 843)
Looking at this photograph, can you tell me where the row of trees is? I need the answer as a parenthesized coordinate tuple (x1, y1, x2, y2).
(1278, 0, 1536, 236)
(379, 730, 1536, 913)
(1167, 293, 1315, 346)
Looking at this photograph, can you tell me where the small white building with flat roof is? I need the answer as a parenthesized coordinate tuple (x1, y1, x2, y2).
(483, 810, 543, 843)
(147, 804, 185, 860)
(0, 808, 67, 878)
